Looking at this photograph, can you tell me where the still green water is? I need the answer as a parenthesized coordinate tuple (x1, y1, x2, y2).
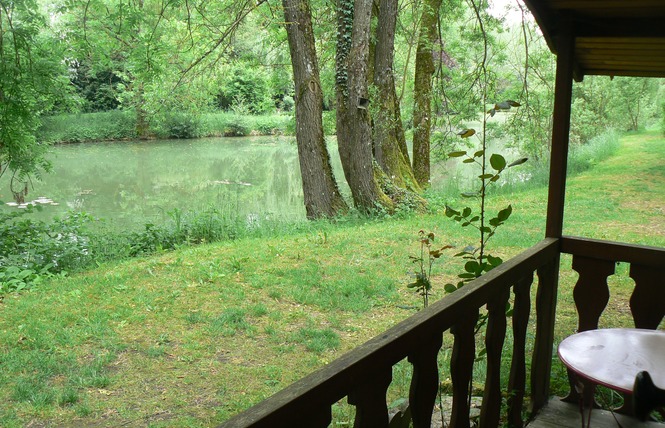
(0, 137, 337, 231)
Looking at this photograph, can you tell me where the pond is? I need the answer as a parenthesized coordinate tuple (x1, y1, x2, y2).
(0, 136, 346, 231)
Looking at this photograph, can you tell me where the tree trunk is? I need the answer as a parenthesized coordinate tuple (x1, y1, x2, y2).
(282, 0, 348, 219)
(336, 0, 390, 212)
(373, 0, 420, 193)
(135, 82, 150, 139)
(412, 0, 442, 188)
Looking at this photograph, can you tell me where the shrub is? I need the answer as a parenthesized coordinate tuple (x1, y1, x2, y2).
(224, 115, 251, 137)
(38, 111, 135, 143)
(0, 206, 93, 293)
(158, 112, 201, 139)
(568, 128, 620, 175)
(253, 115, 290, 135)
(215, 66, 275, 115)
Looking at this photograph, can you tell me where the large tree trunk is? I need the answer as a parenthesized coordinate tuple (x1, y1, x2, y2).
(412, 0, 442, 187)
(336, 0, 390, 212)
(373, 0, 420, 193)
(282, 0, 348, 219)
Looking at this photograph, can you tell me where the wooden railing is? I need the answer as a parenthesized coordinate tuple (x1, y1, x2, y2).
(561, 236, 665, 331)
(559, 236, 665, 408)
(220, 238, 561, 428)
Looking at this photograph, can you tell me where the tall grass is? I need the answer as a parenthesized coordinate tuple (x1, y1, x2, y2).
(38, 110, 293, 144)
(491, 128, 620, 194)
(38, 111, 136, 143)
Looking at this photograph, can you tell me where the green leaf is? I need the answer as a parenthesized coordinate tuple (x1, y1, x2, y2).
(444, 283, 457, 293)
(465, 261, 480, 274)
(445, 206, 459, 217)
(508, 157, 529, 167)
(463, 158, 475, 164)
(478, 174, 494, 180)
(461, 192, 479, 198)
(457, 129, 476, 138)
(490, 154, 506, 171)
(487, 255, 503, 267)
(473, 150, 485, 158)
(448, 151, 467, 158)
(497, 205, 513, 221)
(462, 207, 472, 217)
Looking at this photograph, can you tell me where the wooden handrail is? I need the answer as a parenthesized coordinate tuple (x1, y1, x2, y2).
(561, 236, 665, 266)
(559, 236, 665, 406)
(220, 238, 560, 427)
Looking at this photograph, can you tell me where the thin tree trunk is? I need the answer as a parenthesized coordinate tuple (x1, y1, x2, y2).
(412, 0, 442, 187)
(336, 0, 389, 212)
(373, 0, 419, 192)
(282, 0, 348, 219)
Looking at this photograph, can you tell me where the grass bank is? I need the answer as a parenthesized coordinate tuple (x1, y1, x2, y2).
(1, 131, 663, 427)
(37, 110, 303, 144)
(37, 110, 337, 144)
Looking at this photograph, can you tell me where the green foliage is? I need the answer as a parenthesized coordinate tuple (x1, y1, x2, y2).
(0, 206, 92, 293)
(38, 111, 136, 143)
(407, 230, 452, 308)
(124, 208, 244, 257)
(216, 66, 275, 115)
(444, 100, 526, 293)
(567, 129, 620, 175)
(223, 115, 252, 137)
(322, 110, 337, 136)
(39, 111, 292, 143)
(0, 0, 71, 200)
(156, 112, 202, 139)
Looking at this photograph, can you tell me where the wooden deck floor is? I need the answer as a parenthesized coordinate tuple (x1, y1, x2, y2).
(528, 399, 664, 428)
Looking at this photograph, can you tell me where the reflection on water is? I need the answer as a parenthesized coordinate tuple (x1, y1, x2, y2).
(0, 136, 339, 231)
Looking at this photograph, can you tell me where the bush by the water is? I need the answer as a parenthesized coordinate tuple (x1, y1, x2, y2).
(39, 110, 293, 143)
(0, 208, 92, 293)
(155, 112, 202, 139)
(39, 111, 136, 143)
(0, 204, 259, 294)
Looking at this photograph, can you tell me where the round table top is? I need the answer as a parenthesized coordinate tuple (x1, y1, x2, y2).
(557, 328, 665, 394)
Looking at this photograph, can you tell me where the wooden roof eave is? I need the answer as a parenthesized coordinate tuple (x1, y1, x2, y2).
(521, 0, 665, 81)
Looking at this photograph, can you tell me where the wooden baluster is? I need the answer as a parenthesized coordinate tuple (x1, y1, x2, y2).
(564, 256, 615, 406)
(292, 405, 333, 428)
(348, 365, 393, 428)
(480, 287, 510, 428)
(630, 264, 665, 329)
(507, 273, 533, 428)
(572, 255, 615, 332)
(449, 309, 479, 428)
(407, 333, 443, 428)
(531, 256, 559, 413)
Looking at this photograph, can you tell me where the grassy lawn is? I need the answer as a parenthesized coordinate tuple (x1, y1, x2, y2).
(1, 131, 663, 427)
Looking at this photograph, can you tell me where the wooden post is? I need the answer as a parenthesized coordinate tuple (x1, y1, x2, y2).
(532, 20, 575, 416)
(545, 23, 575, 238)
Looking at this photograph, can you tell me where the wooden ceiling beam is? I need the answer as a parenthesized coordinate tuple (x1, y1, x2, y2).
(550, 0, 665, 10)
